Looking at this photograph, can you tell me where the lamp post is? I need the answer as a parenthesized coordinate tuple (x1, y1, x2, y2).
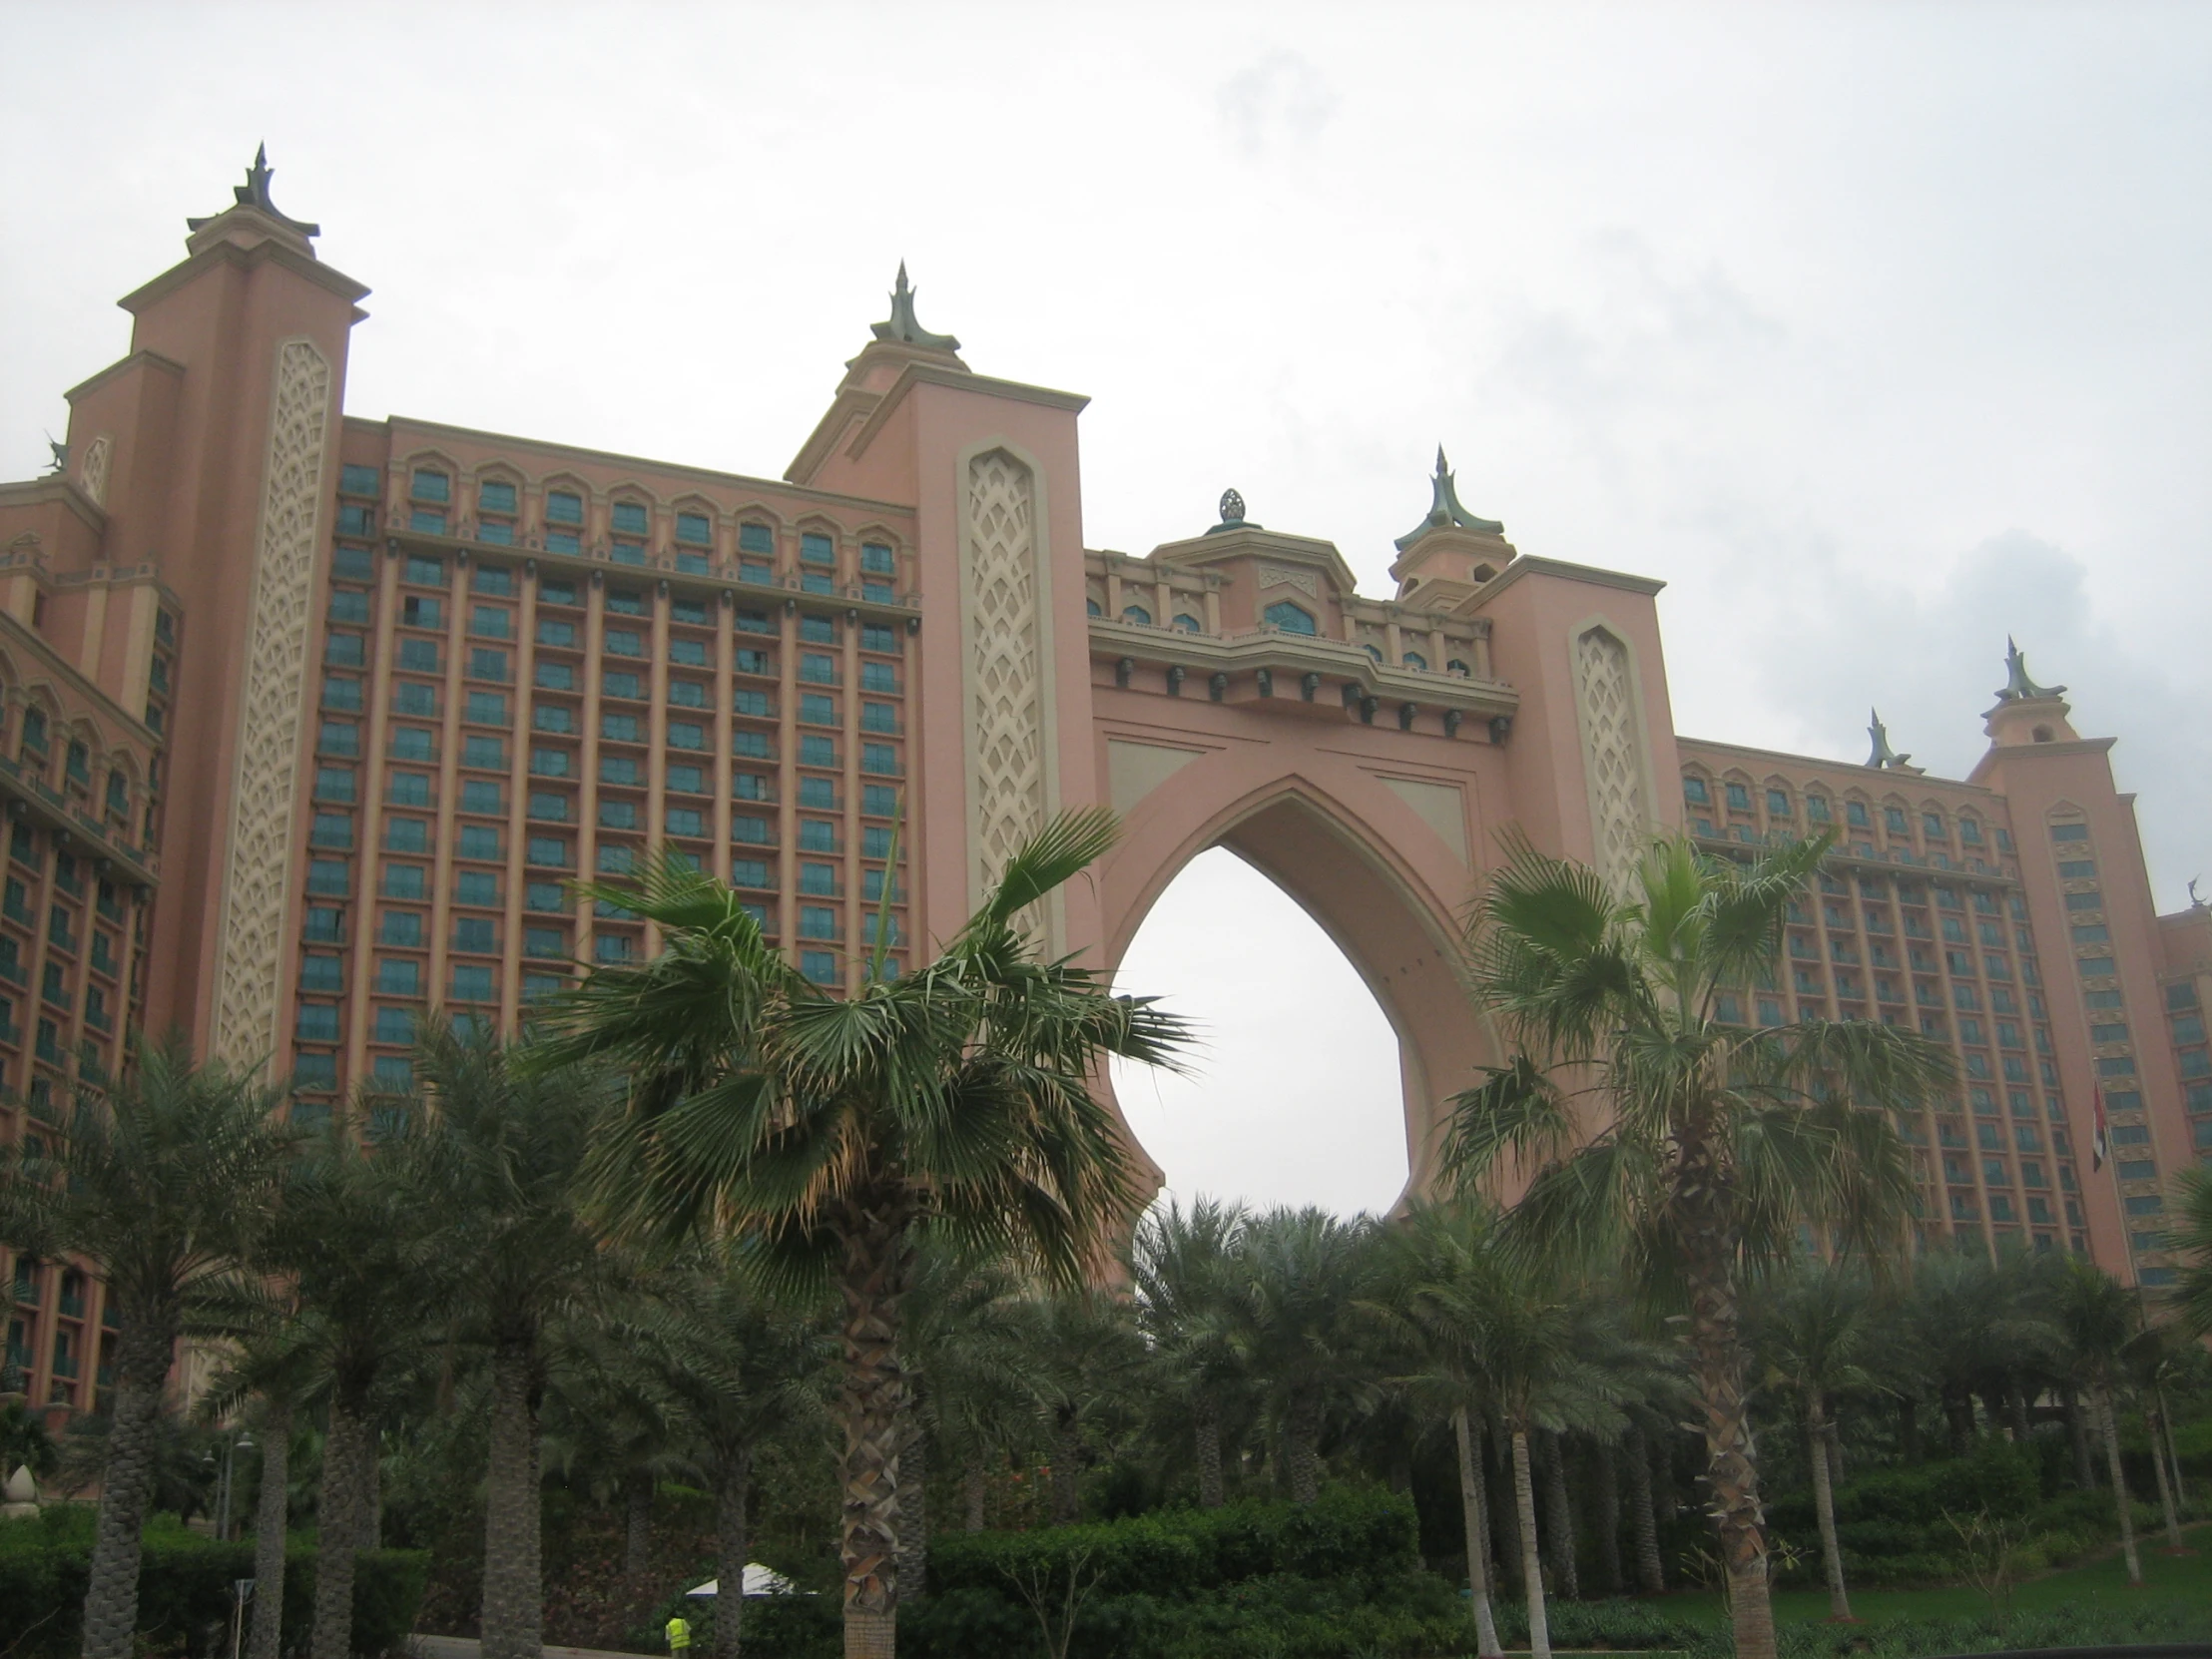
(215, 1431, 255, 1542)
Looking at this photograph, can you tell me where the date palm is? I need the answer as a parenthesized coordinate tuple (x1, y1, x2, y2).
(0, 1037, 292, 1659)
(536, 809, 1187, 1659)
(2174, 1166, 2212, 1341)
(1750, 1260, 1874, 1621)
(622, 1250, 831, 1659)
(412, 1025, 610, 1659)
(1444, 831, 1949, 1659)
(1131, 1197, 1250, 1509)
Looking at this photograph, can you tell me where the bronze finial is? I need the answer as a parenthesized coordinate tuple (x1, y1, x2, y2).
(1393, 446, 1503, 552)
(187, 142, 321, 238)
(1866, 709, 1913, 770)
(1995, 636, 2065, 702)
(869, 262, 960, 351)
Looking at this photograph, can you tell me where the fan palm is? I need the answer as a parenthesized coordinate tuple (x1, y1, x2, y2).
(411, 1025, 610, 1659)
(1131, 1197, 1250, 1509)
(1750, 1260, 1875, 1621)
(1444, 831, 1950, 1659)
(535, 809, 1188, 1659)
(0, 1037, 292, 1659)
(2173, 1166, 2212, 1340)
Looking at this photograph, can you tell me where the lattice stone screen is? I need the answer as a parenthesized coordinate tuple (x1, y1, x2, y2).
(964, 449, 1048, 908)
(1574, 624, 1650, 900)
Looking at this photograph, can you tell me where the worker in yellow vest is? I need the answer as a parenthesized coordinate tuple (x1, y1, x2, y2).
(665, 1612, 692, 1654)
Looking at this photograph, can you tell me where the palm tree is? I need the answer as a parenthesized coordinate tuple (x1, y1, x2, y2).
(1028, 1290, 1145, 1525)
(536, 811, 1188, 1659)
(199, 1313, 322, 1659)
(411, 1025, 609, 1659)
(624, 1251, 830, 1659)
(269, 1107, 452, 1659)
(1367, 1203, 1516, 1658)
(2173, 1166, 2212, 1341)
(1444, 832, 1951, 1659)
(1226, 1206, 1379, 1505)
(1751, 1260, 1874, 1621)
(0, 1038, 292, 1659)
(2051, 1258, 2144, 1586)
(1132, 1197, 1250, 1509)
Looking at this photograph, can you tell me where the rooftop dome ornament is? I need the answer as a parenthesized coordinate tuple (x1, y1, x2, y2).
(1995, 636, 2066, 702)
(1393, 447, 1504, 552)
(1866, 708, 1912, 771)
(1203, 487, 1260, 535)
(869, 262, 960, 351)
(187, 143, 321, 239)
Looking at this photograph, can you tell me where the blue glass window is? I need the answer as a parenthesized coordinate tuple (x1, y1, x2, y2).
(478, 480, 517, 514)
(1121, 605, 1151, 626)
(545, 491, 584, 525)
(802, 950, 837, 984)
(411, 468, 450, 503)
(295, 1002, 340, 1041)
(611, 501, 649, 535)
(545, 530, 581, 553)
(800, 532, 835, 566)
(1264, 601, 1316, 635)
(739, 523, 775, 554)
(339, 464, 380, 497)
(676, 512, 712, 545)
(450, 964, 496, 1002)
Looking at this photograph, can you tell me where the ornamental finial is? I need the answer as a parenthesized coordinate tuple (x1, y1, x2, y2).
(187, 142, 321, 239)
(1393, 445, 1503, 552)
(869, 261, 961, 352)
(1996, 636, 2066, 702)
(1204, 486, 1259, 536)
(42, 435, 66, 477)
(1866, 709, 1913, 770)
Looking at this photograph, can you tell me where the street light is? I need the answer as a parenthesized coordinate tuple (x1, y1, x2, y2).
(214, 1432, 255, 1542)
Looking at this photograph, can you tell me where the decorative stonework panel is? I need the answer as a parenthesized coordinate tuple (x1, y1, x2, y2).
(1574, 625, 1649, 900)
(211, 338, 331, 1065)
(1257, 562, 1319, 599)
(78, 435, 113, 508)
(965, 450, 1047, 903)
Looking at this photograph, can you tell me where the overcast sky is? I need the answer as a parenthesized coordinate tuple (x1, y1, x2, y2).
(6, 3, 2207, 1218)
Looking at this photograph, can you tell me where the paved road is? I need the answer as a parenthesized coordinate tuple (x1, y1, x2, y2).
(412, 1637, 656, 1659)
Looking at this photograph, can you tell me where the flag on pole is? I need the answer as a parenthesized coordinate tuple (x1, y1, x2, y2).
(2091, 1086, 2109, 1172)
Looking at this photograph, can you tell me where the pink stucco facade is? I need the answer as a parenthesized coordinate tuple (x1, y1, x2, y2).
(2, 159, 2207, 1415)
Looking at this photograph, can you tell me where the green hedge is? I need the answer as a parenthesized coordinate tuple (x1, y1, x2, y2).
(924, 1484, 1419, 1602)
(0, 1510, 427, 1659)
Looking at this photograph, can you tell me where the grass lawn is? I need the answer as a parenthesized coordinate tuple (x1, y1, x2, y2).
(1642, 1521, 2211, 1629)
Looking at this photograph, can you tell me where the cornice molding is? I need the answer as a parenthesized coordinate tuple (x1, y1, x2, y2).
(1088, 618, 1519, 718)
(1466, 553, 1666, 604)
(117, 236, 370, 317)
(837, 360, 1090, 473)
(0, 478, 108, 536)
(65, 348, 187, 405)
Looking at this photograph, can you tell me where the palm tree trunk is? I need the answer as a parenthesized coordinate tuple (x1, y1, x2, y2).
(1285, 1391, 1323, 1505)
(480, 1339, 545, 1659)
(835, 1201, 909, 1659)
(900, 1427, 930, 1599)
(355, 1425, 381, 1549)
(1622, 1424, 1665, 1594)
(2063, 1388, 2096, 1487)
(1805, 1396, 1852, 1621)
(1540, 1431, 1579, 1599)
(1943, 1386, 1972, 1456)
(2097, 1386, 2142, 1587)
(1593, 1437, 1622, 1595)
(963, 1454, 987, 1532)
(1511, 1427, 1550, 1659)
(1452, 1407, 1503, 1659)
(79, 1315, 172, 1659)
(1898, 1394, 1922, 1465)
(624, 1472, 654, 1579)
(1050, 1410, 1082, 1524)
(1824, 1408, 1845, 1490)
(1194, 1395, 1225, 1509)
(1675, 1154, 1777, 1659)
(2144, 1399, 2183, 1551)
(715, 1457, 751, 1659)
(2159, 1392, 2189, 1520)
(247, 1400, 290, 1659)
(311, 1398, 365, 1659)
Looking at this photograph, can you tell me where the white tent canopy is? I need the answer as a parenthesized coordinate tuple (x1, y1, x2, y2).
(686, 1565, 798, 1598)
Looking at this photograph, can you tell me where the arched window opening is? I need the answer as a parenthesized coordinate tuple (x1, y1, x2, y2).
(1121, 605, 1153, 626)
(1263, 600, 1316, 635)
(1111, 847, 1405, 1214)
(1402, 652, 1427, 672)
(1172, 613, 1202, 633)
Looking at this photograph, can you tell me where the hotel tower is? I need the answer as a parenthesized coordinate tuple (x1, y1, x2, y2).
(2, 156, 2206, 1412)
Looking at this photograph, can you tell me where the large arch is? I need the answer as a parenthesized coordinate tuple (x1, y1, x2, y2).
(1092, 743, 1498, 1210)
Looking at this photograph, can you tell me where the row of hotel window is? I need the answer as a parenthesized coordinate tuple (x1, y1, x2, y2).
(309, 805, 907, 858)
(333, 558, 908, 654)
(338, 466, 901, 595)
(1092, 595, 1478, 674)
(1685, 777, 2005, 846)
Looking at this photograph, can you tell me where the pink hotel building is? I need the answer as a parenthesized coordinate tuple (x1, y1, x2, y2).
(2, 155, 2207, 1410)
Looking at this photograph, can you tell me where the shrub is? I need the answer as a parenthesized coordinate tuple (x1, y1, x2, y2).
(0, 1514, 427, 1659)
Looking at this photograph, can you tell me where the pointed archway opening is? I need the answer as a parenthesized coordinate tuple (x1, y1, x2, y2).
(1108, 846, 1408, 1216)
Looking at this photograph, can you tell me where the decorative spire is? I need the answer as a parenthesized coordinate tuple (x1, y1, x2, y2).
(186, 143, 321, 239)
(1995, 636, 2065, 702)
(1203, 487, 1261, 536)
(869, 262, 960, 351)
(42, 435, 66, 477)
(1866, 709, 1912, 770)
(1392, 447, 1503, 552)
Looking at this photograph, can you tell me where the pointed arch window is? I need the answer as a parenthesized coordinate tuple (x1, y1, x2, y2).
(1263, 601, 1316, 635)
(1172, 614, 1202, 633)
(1402, 652, 1426, 671)
(1121, 605, 1152, 626)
